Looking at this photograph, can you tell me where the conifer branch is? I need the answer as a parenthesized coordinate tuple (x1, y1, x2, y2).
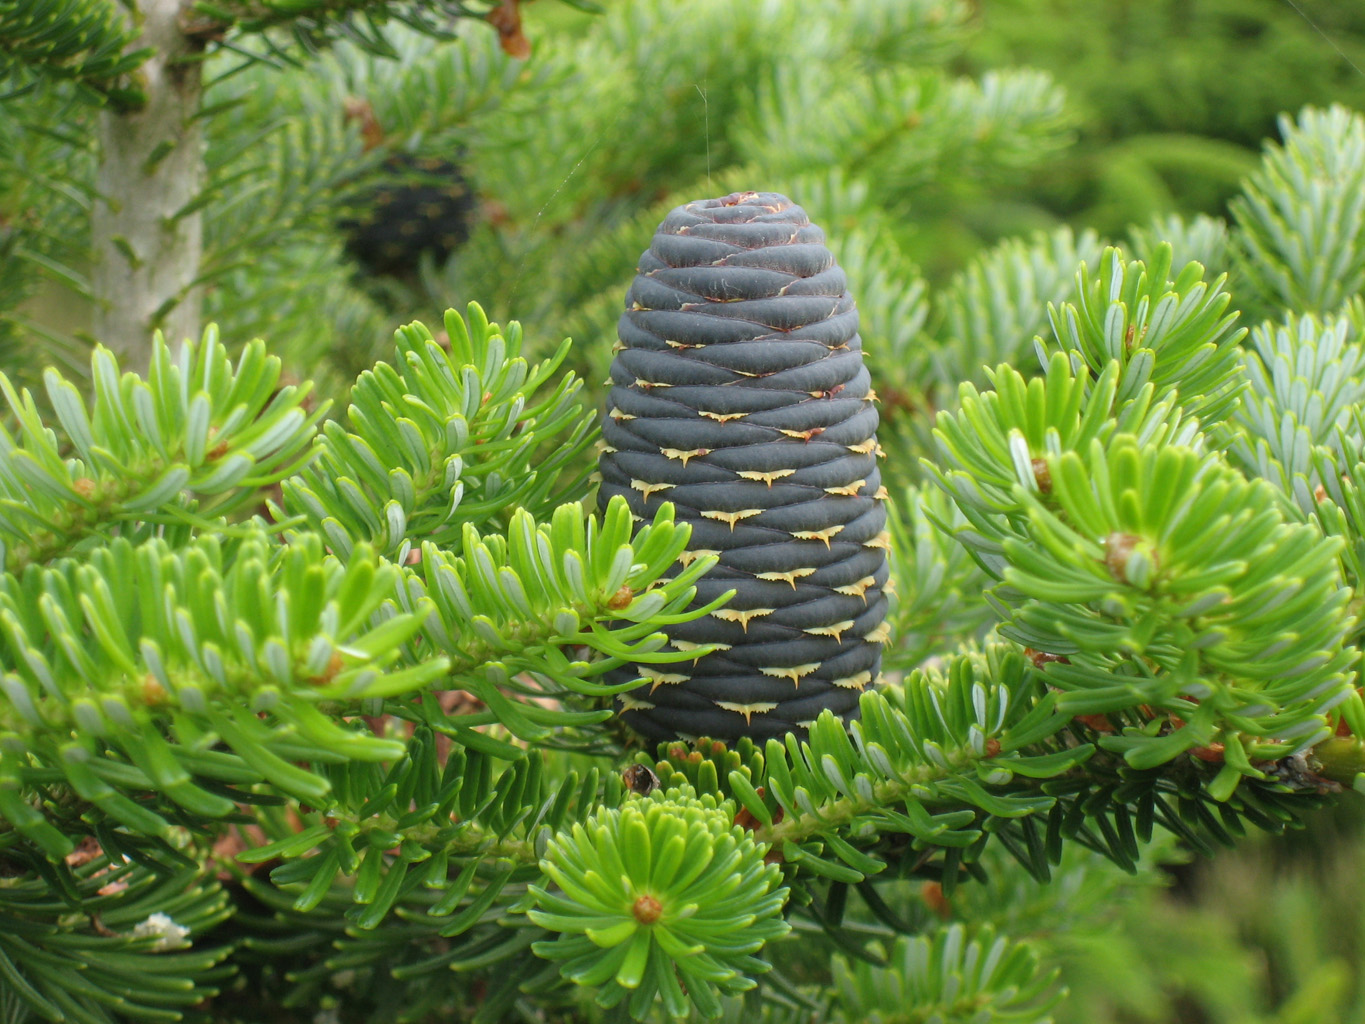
(831, 924, 1063, 1023)
(0, 331, 322, 574)
(0, 0, 151, 104)
(0, 857, 233, 1022)
(1232, 105, 1365, 316)
(281, 304, 595, 562)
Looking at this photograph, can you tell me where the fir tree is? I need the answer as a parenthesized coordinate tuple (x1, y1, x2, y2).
(4, 1, 1365, 1022)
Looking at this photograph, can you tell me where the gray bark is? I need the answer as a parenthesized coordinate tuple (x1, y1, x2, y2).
(91, 0, 204, 371)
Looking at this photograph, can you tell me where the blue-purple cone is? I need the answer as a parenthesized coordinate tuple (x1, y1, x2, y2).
(599, 192, 890, 742)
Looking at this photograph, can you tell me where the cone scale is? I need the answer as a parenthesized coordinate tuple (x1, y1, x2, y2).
(599, 192, 890, 741)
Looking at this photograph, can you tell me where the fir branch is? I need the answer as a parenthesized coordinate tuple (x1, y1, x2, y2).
(1128, 212, 1230, 279)
(646, 649, 1336, 891)
(528, 785, 791, 1020)
(881, 485, 992, 673)
(737, 66, 1072, 205)
(1230, 307, 1365, 511)
(926, 241, 1354, 795)
(1232, 105, 1365, 316)
(0, 856, 232, 1024)
(399, 497, 728, 746)
(1037, 245, 1247, 426)
(224, 495, 735, 945)
(0, 527, 444, 859)
(833, 0, 972, 68)
(183, 0, 566, 60)
(1313, 432, 1365, 627)
(282, 304, 596, 562)
(934, 226, 1105, 391)
(0, 331, 325, 573)
(830, 924, 1063, 1024)
(0, 0, 151, 106)
(222, 743, 631, 1011)
(939, 395, 1351, 790)
(746, 649, 1079, 870)
(312, 19, 536, 141)
(929, 351, 1197, 568)
(228, 866, 561, 1023)
(237, 736, 574, 929)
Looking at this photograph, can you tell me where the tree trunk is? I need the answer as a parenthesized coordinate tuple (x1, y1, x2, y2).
(91, 0, 204, 371)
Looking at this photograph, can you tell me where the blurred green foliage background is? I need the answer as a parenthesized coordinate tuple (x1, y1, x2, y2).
(966, 0, 1365, 235)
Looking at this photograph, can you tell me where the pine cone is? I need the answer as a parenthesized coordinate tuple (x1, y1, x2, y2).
(599, 191, 890, 742)
(339, 153, 475, 278)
